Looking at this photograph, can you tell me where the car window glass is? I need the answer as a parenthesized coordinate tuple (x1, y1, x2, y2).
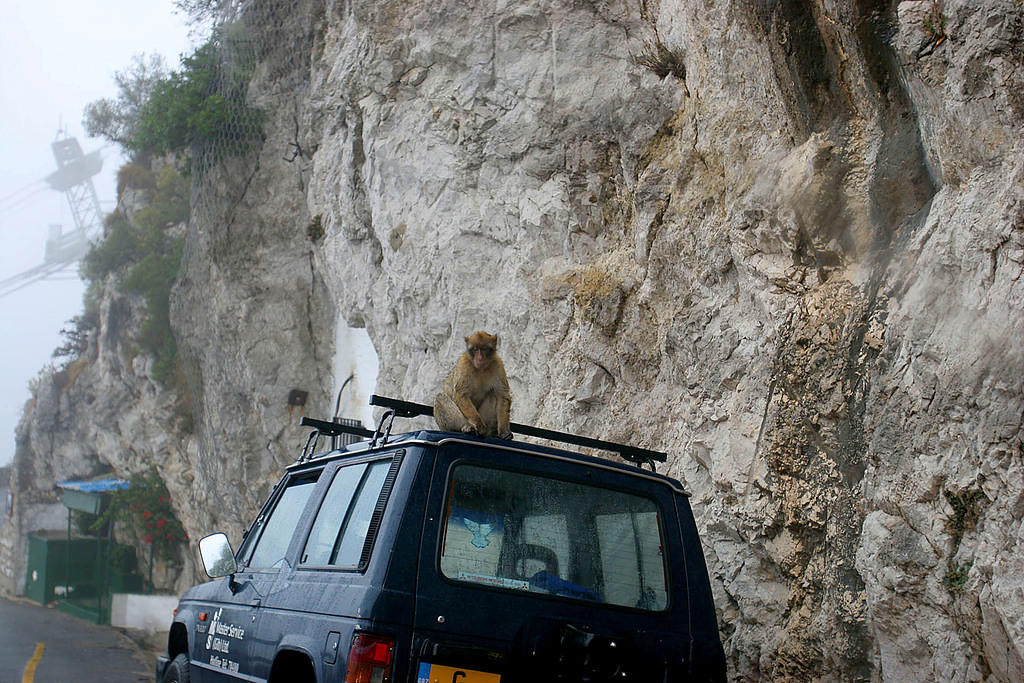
(440, 465, 669, 611)
(596, 511, 666, 609)
(334, 460, 390, 566)
(245, 475, 318, 570)
(301, 463, 367, 565)
(301, 459, 391, 568)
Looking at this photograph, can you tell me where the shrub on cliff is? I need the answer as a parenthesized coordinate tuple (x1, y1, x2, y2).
(83, 53, 168, 148)
(116, 162, 158, 195)
(131, 40, 262, 160)
(84, 40, 262, 163)
(81, 166, 187, 384)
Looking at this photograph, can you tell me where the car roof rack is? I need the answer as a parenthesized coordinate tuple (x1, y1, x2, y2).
(300, 395, 668, 470)
(369, 394, 668, 470)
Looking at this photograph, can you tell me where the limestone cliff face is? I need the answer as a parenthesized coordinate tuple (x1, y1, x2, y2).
(295, 1, 1023, 679)
(4, 0, 1021, 679)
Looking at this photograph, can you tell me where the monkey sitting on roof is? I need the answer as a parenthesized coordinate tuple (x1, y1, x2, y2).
(434, 331, 512, 439)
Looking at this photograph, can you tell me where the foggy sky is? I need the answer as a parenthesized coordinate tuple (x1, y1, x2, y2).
(0, 1, 193, 467)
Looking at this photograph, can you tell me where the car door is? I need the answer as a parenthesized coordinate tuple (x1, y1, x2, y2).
(190, 468, 323, 681)
(251, 451, 410, 680)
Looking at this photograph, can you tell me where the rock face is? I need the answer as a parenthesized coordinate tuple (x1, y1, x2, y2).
(300, 1, 1023, 679)
(4, 0, 1022, 679)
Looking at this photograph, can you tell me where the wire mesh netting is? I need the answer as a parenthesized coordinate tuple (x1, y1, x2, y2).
(184, 0, 317, 216)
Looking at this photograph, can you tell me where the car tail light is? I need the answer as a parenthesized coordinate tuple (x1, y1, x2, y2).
(345, 633, 394, 683)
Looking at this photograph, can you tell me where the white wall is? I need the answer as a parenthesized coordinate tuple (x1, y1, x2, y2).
(110, 593, 180, 632)
(332, 323, 379, 429)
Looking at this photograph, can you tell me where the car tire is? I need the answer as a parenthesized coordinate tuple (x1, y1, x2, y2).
(163, 654, 192, 683)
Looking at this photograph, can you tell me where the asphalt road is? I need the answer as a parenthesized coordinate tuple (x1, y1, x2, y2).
(0, 596, 151, 682)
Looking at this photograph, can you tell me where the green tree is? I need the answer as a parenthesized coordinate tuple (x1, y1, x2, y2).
(131, 40, 262, 158)
(52, 313, 98, 367)
(175, 0, 240, 26)
(83, 54, 168, 147)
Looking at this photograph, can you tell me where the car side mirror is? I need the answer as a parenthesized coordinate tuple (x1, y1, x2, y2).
(199, 533, 238, 579)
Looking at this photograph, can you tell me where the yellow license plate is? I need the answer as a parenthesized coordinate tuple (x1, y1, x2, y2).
(416, 662, 501, 683)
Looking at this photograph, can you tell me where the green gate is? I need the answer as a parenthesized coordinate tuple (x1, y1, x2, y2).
(23, 478, 142, 623)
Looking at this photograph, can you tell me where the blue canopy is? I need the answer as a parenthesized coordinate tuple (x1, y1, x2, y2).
(56, 478, 129, 493)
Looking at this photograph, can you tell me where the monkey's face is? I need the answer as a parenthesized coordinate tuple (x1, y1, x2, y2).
(467, 344, 495, 369)
(464, 331, 499, 370)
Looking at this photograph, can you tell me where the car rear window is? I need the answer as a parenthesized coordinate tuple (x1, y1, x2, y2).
(440, 464, 669, 611)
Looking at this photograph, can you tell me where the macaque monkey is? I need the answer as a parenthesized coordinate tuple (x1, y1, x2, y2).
(434, 331, 512, 438)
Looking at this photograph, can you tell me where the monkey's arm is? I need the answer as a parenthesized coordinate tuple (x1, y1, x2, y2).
(453, 390, 485, 431)
(448, 355, 486, 432)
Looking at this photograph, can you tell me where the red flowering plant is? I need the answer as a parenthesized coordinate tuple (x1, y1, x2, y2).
(94, 468, 188, 562)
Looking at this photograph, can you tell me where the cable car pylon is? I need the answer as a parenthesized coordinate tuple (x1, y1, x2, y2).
(0, 131, 105, 298)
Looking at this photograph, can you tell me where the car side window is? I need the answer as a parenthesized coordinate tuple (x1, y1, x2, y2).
(242, 473, 320, 570)
(301, 459, 392, 568)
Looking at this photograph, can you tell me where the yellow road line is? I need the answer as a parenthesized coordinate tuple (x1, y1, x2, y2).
(21, 642, 44, 683)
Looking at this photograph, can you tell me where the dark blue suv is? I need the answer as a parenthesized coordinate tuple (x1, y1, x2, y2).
(156, 397, 726, 682)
